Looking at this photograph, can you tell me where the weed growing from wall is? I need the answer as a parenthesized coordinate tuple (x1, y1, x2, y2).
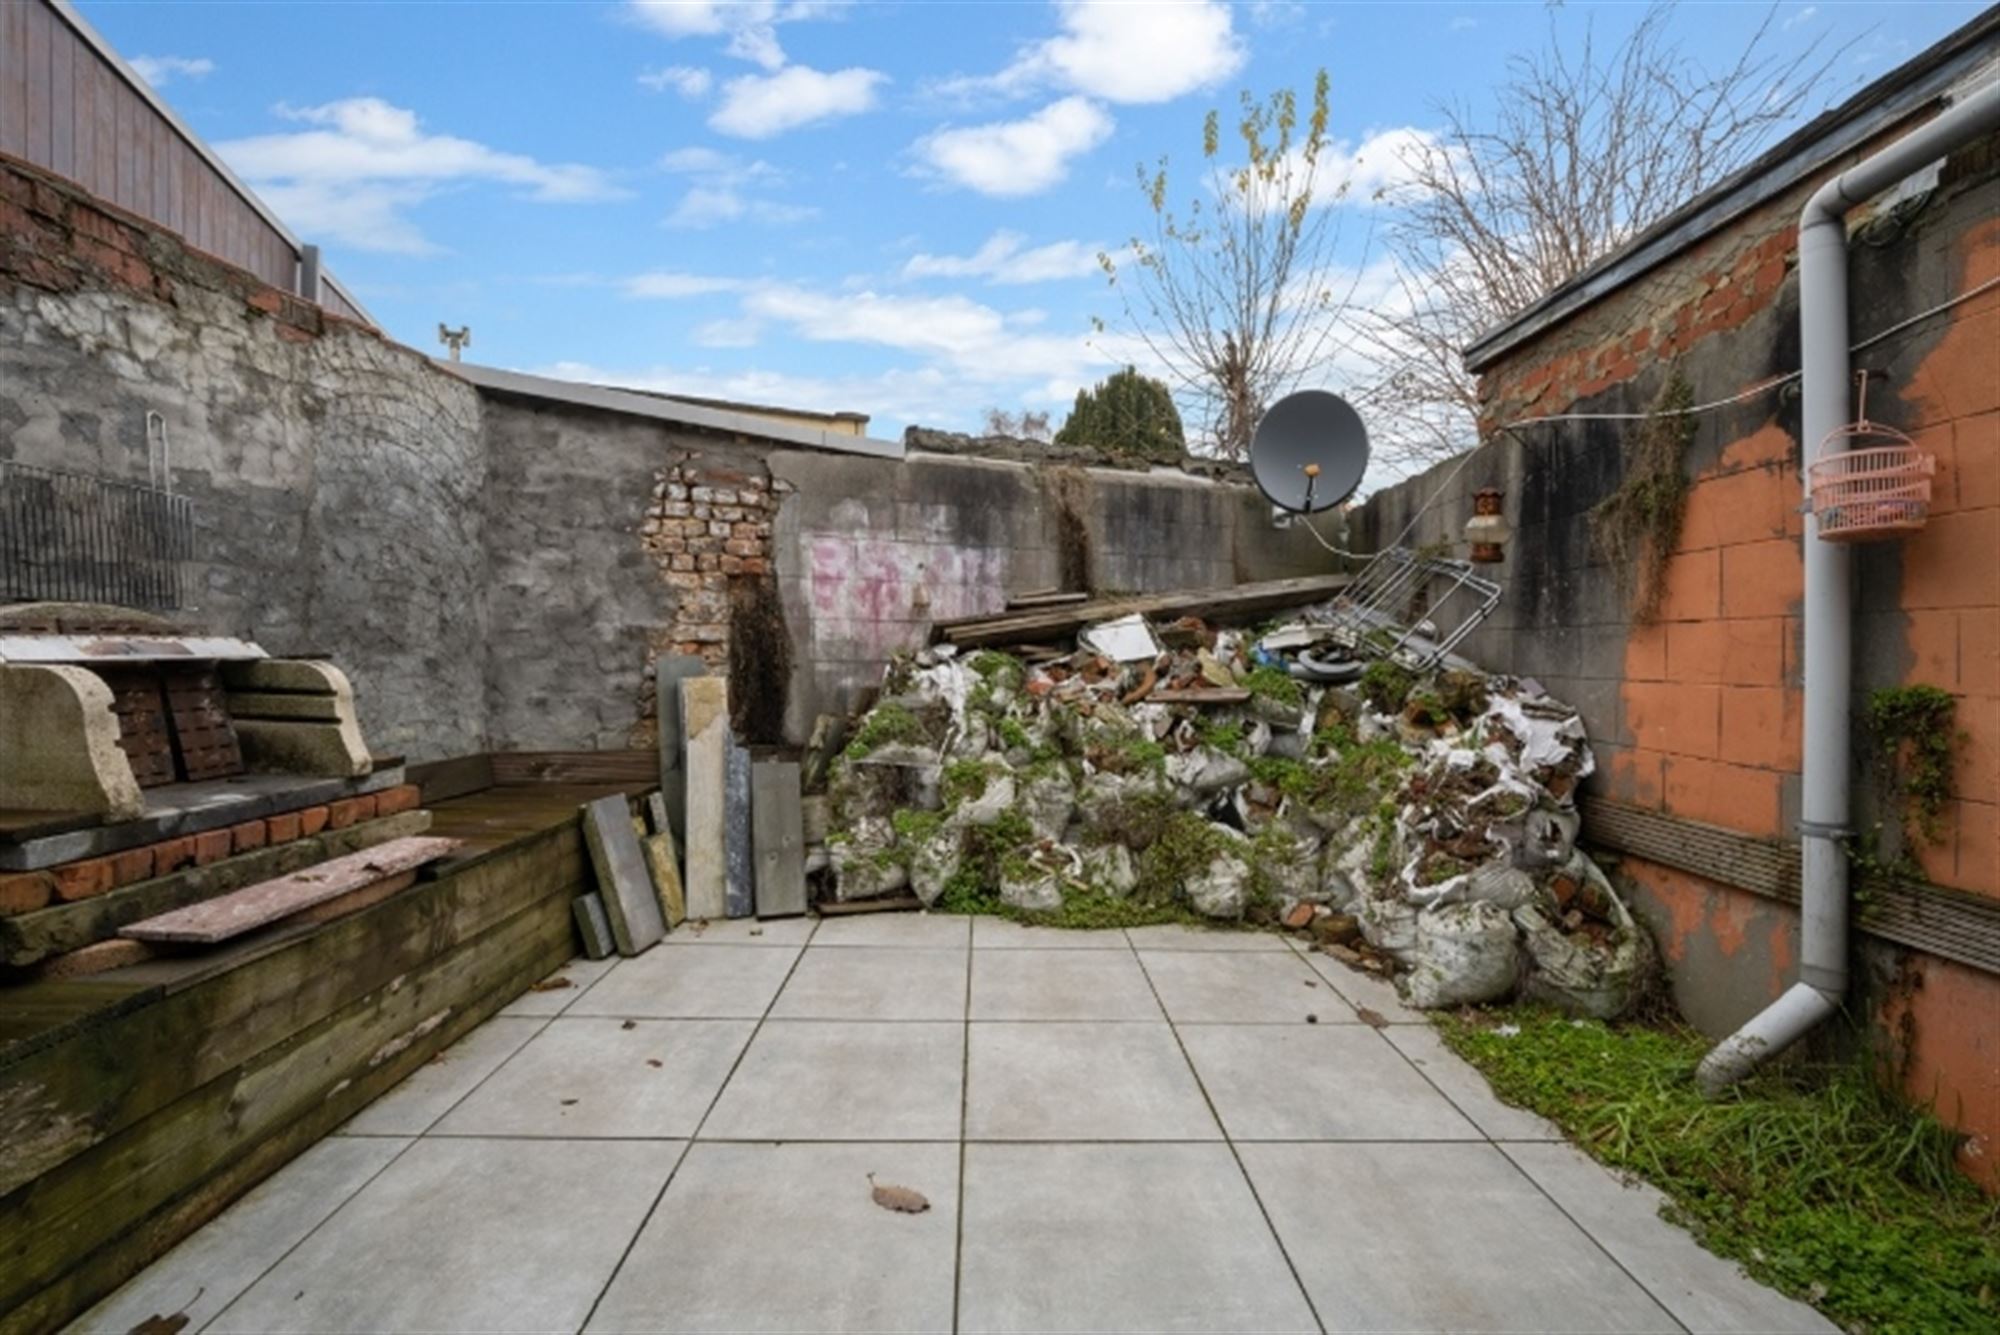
(1863, 684, 1961, 882)
(1590, 366, 1695, 621)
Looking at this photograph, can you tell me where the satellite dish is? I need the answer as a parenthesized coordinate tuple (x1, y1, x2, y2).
(1249, 389, 1370, 513)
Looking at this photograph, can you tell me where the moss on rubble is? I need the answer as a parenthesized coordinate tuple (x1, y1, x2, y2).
(842, 702, 929, 760)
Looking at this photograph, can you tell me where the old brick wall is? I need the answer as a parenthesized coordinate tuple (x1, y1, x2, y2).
(1358, 129, 1998, 1181)
(0, 154, 488, 762)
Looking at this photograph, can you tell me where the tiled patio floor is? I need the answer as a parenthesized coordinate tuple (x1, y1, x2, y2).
(75, 916, 1836, 1334)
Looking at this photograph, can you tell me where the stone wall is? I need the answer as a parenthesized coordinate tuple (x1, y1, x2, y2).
(1356, 126, 1999, 1181)
(0, 155, 488, 762)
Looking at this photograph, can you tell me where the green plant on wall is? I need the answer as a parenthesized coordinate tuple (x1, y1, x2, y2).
(1590, 365, 1696, 621)
(1863, 684, 1960, 883)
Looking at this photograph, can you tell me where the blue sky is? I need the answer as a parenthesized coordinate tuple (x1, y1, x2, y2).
(82, 0, 1985, 440)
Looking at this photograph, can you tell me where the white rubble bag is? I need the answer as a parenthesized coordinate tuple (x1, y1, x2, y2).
(1513, 856, 1655, 1019)
(1399, 901, 1522, 1008)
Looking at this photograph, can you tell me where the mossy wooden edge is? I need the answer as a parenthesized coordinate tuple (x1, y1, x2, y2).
(0, 882, 576, 1332)
(0, 821, 580, 1198)
(0, 810, 435, 970)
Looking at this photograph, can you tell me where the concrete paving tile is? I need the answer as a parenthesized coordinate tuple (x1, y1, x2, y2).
(1179, 1024, 1481, 1141)
(1139, 948, 1358, 1023)
(209, 1138, 680, 1335)
(1240, 1142, 1680, 1333)
(970, 948, 1163, 1021)
(1291, 942, 1429, 1021)
(1380, 1024, 1565, 1141)
(586, 1142, 958, 1333)
(497, 955, 618, 1016)
(703, 1021, 963, 1140)
(810, 912, 971, 948)
(958, 1143, 1317, 1333)
(1504, 1142, 1839, 1333)
(432, 1018, 755, 1139)
(770, 945, 967, 1020)
(70, 1137, 407, 1335)
(1123, 923, 1291, 951)
(338, 1016, 544, 1136)
(971, 917, 1128, 949)
(967, 1022, 1219, 1141)
(567, 943, 799, 1018)
(667, 915, 817, 945)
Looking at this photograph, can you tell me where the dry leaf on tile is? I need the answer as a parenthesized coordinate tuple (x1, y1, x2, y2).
(867, 1173, 930, 1214)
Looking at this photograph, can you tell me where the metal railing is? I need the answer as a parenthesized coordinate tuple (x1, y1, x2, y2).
(0, 462, 196, 610)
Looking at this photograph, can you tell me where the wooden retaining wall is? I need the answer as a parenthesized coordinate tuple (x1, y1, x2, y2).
(0, 802, 590, 1333)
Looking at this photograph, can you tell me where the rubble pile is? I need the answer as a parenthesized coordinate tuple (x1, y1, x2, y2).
(822, 609, 1656, 1017)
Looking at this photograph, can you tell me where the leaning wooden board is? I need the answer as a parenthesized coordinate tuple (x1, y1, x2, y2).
(119, 837, 462, 945)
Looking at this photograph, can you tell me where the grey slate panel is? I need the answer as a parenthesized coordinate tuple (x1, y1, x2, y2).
(723, 741, 754, 919)
(581, 795, 665, 956)
(572, 894, 614, 961)
(751, 760, 807, 919)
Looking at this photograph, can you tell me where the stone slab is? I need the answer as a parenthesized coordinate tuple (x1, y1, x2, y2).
(1138, 947, 1358, 1024)
(969, 947, 1164, 1021)
(809, 912, 970, 948)
(1238, 1142, 1680, 1333)
(641, 829, 687, 929)
(567, 944, 800, 1019)
(681, 677, 730, 921)
(581, 794, 665, 957)
(769, 945, 967, 1020)
(966, 1022, 1218, 1141)
(340, 1016, 544, 1136)
(702, 1020, 963, 1140)
(1178, 1024, 1481, 1141)
(723, 740, 754, 918)
(585, 1142, 959, 1334)
(1503, 1142, 1838, 1333)
(119, 836, 460, 944)
(71, 1136, 408, 1335)
(665, 915, 817, 946)
(970, 918, 1128, 949)
(957, 1143, 1317, 1333)
(208, 1138, 681, 1334)
(434, 1017, 754, 1139)
(654, 654, 706, 843)
(751, 760, 807, 918)
(498, 956, 617, 1017)
(572, 893, 614, 960)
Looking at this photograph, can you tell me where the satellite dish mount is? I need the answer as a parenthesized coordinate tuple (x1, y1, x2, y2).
(1249, 390, 1370, 514)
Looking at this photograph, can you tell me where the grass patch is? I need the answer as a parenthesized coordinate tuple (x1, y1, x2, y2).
(1436, 1010, 2000, 1334)
(1244, 665, 1304, 709)
(1359, 659, 1416, 714)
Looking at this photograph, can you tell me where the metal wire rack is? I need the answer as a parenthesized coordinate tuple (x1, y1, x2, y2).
(1324, 547, 1503, 672)
(0, 461, 196, 610)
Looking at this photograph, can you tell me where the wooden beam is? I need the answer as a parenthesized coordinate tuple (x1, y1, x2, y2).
(935, 573, 1352, 649)
(120, 837, 461, 944)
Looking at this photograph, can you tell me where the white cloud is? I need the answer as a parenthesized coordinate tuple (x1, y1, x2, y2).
(639, 65, 713, 97)
(214, 98, 624, 252)
(1449, 16, 1478, 32)
(915, 97, 1113, 197)
(903, 230, 1106, 284)
(709, 64, 885, 138)
(657, 145, 813, 227)
(937, 0, 1243, 106)
(1783, 5, 1818, 31)
(623, 271, 746, 299)
(695, 316, 763, 347)
(128, 55, 213, 87)
(625, 1, 850, 71)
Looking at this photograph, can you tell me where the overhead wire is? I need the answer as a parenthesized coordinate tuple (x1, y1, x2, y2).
(1291, 272, 2000, 562)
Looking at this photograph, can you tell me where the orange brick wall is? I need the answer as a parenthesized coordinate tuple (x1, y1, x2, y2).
(1359, 123, 1999, 1184)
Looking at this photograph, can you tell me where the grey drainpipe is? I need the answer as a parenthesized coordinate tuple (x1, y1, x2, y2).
(1697, 79, 2000, 1094)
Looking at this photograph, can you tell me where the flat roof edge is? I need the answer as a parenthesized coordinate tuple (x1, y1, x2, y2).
(443, 361, 906, 460)
(1462, 9, 2000, 373)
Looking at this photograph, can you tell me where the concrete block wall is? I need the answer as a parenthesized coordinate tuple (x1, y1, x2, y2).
(1357, 132, 1998, 1183)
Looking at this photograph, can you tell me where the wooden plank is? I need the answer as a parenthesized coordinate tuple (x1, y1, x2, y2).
(580, 795, 664, 955)
(0, 824, 578, 1198)
(120, 837, 461, 945)
(489, 750, 656, 785)
(21, 0, 52, 165)
(0, 809, 432, 968)
(572, 893, 614, 960)
(641, 829, 686, 929)
(0, 1, 27, 159)
(1145, 688, 1252, 705)
(0, 890, 571, 1325)
(681, 677, 730, 920)
(1006, 590, 1090, 609)
(936, 573, 1353, 648)
(47, 15, 72, 179)
(408, 752, 496, 805)
(751, 761, 807, 919)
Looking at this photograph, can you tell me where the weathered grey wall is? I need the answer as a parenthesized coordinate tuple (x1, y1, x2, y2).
(0, 274, 488, 763)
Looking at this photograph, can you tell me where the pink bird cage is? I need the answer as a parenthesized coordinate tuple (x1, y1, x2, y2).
(1807, 372, 1935, 543)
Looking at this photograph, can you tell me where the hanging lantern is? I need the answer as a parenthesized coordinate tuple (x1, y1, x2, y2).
(1465, 488, 1511, 562)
